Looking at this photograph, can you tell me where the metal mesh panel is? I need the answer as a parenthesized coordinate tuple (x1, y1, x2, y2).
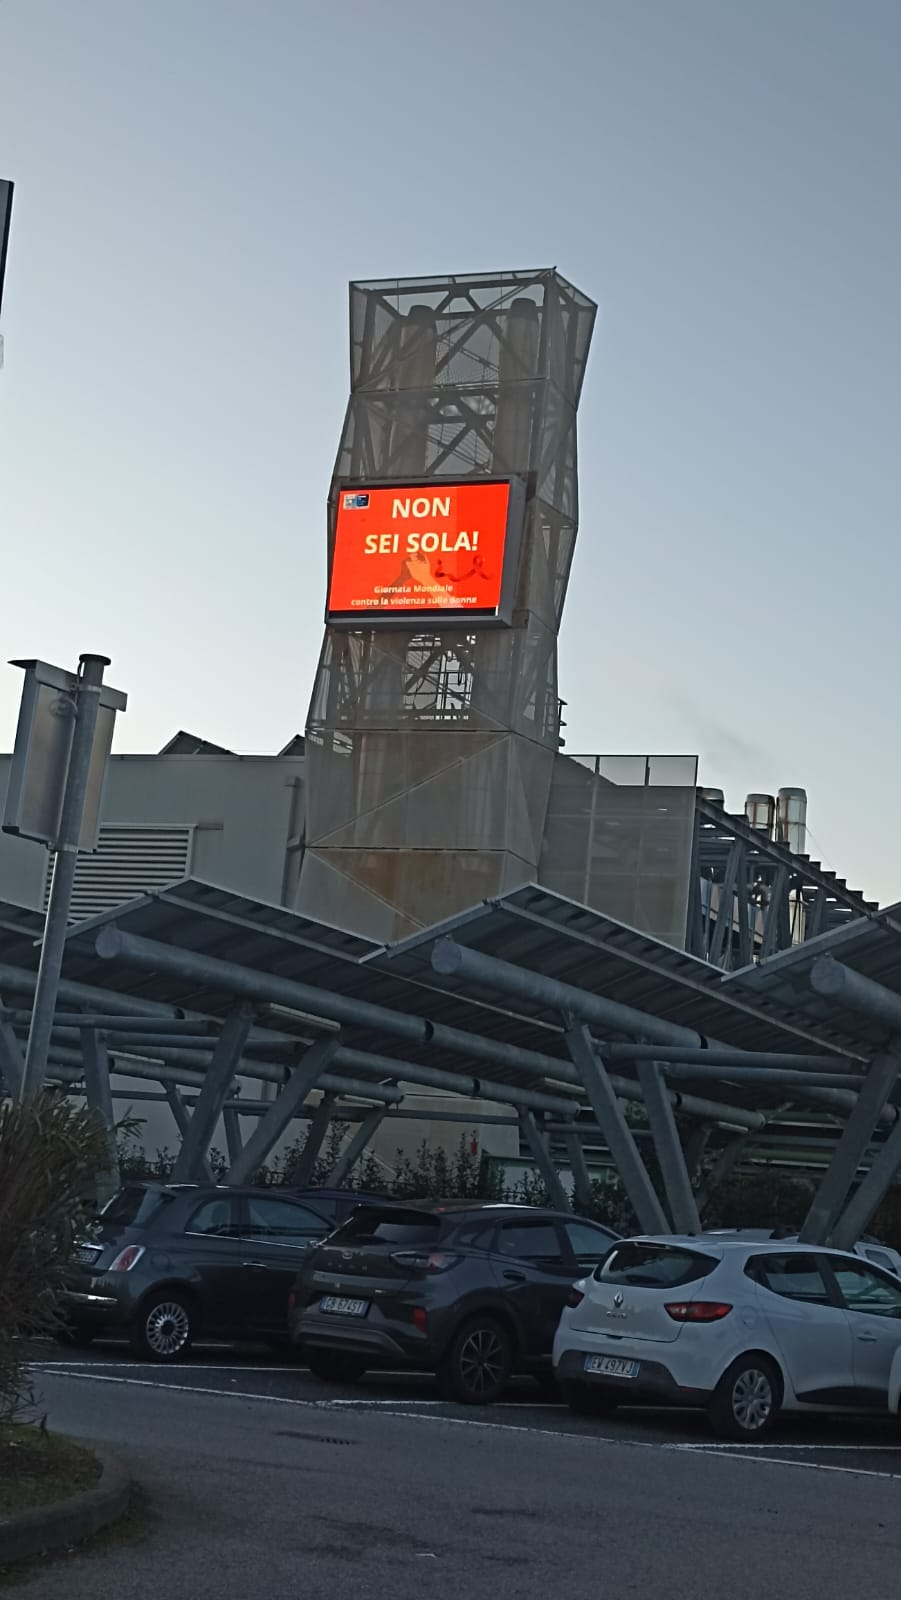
(299, 268, 597, 935)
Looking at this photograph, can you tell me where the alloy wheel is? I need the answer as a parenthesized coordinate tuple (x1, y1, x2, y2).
(458, 1328, 506, 1398)
(144, 1301, 191, 1358)
(731, 1367, 773, 1433)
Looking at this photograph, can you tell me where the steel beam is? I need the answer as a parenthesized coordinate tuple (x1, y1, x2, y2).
(811, 958, 901, 1035)
(799, 1043, 901, 1244)
(433, 938, 703, 1051)
(172, 1005, 254, 1182)
(225, 1037, 340, 1186)
(830, 1117, 901, 1250)
(327, 1109, 386, 1186)
(223, 1107, 243, 1166)
(601, 1044, 859, 1072)
(696, 1134, 749, 1214)
(567, 1025, 668, 1234)
(165, 1085, 213, 1182)
(683, 1123, 713, 1186)
(636, 1061, 701, 1234)
(79, 1028, 119, 1203)
(564, 1129, 594, 1214)
(289, 1094, 337, 1188)
(709, 841, 742, 968)
(91, 929, 766, 1130)
(519, 1110, 572, 1213)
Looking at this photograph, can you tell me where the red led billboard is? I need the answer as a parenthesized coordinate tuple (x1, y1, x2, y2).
(326, 480, 522, 625)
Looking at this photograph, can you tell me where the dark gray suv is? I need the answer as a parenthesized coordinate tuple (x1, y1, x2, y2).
(290, 1202, 618, 1403)
(62, 1182, 333, 1360)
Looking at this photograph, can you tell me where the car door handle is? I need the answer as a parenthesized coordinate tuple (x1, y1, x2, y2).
(857, 1332, 879, 1343)
(242, 1261, 269, 1271)
(502, 1270, 526, 1283)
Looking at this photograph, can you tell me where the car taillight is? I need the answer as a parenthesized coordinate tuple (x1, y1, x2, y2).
(109, 1245, 146, 1273)
(288, 1292, 296, 1313)
(665, 1301, 733, 1322)
(390, 1251, 460, 1273)
(413, 1307, 428, 1332)
(566, 1287, 585, 1308)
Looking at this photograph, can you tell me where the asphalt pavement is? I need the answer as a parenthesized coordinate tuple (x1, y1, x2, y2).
(15, 1342, 901, 1599)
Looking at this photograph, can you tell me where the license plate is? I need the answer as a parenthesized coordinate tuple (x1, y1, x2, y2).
(73, 1245, 102, 1265)
(584, 1356, 639, 1378)
(320, 1296, 369, 1317)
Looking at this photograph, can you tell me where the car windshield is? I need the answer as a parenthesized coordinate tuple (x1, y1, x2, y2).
(100, 1187, 175, 1228)
(597, 1242, 717, 1288)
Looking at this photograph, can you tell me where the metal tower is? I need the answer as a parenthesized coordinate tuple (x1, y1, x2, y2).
(297, 268, 596, 940)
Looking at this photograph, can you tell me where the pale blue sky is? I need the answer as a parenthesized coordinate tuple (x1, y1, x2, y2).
(1, 0, 899, 901)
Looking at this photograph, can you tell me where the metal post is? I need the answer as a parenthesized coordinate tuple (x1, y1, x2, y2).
(225, 1037, 339, 1186)
(831, 1117, 901, 1250)
(223, 1107, 244, 1167)
(327, 1108, 386, 1186)
(172, 1004, 254, 1182)
(564, 1128, 594, 1214)
(566, 1024, 669, 1234)
(0, 1000, 24, 1097)
(636, 1061, 701, 1234)
(164, 1086, 213, 1181)
(80, 1028, 119, 1203)
(21, 655, 109, 1099)
(799, 1043, 901, 1244)
(289, 1094, 338, 1188)
(683, 1122, 713, 1186)
(518, 1109, 572, 1213)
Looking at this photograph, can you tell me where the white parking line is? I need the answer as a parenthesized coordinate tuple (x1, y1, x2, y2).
(677, 1447, 901, 1481)
(35, 1368, 901, 1479)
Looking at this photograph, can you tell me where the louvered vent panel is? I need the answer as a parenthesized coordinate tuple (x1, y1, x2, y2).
(44, 826, 193, 921)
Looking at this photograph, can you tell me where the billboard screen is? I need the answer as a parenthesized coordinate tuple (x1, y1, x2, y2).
(326, 480, 522, 626)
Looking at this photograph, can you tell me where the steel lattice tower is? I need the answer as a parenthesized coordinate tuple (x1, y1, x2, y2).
(297, 268, 596, 940)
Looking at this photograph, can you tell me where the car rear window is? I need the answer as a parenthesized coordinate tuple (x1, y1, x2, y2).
(597, 1242, 717, 1288)
(329, 1209, 442, 1246)
(100, 1186, 174, 1228)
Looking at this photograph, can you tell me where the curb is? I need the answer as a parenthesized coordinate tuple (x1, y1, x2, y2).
(0, 1448, 131, 1568)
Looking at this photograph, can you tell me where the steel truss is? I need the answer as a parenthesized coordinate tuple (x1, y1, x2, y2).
(688, 797, 877, 969)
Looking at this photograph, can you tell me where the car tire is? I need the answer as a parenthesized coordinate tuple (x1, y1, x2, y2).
(438, 1317, 514, 1405)
(707, 1354, 781, 1441)
(562, 1381, 620, 1417)
(130, 1293, 194, 1363)
(305, 1348, 368, 1384)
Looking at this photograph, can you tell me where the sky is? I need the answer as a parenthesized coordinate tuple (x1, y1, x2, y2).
(0, 0, 899, 902)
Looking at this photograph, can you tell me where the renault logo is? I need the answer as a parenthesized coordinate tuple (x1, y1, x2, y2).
(613, 1291, 624, 1308)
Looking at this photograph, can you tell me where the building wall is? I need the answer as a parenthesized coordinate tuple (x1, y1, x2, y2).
(0, 752, 306, 913)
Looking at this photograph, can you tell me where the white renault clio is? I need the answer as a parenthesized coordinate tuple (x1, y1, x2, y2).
(553, 1236, 901, 1439)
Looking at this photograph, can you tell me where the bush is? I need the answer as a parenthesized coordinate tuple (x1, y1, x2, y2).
(0, 1096, 111, 1421)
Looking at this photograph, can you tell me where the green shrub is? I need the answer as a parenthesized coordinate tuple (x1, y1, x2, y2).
(0, 1096, 111, 1421)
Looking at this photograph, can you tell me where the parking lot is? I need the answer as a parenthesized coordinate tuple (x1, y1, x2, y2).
(17, 1339, 901, 1600)
(33, 1340, 901, 1476)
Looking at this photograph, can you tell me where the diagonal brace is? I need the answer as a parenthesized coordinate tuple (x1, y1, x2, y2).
(225, 1036, 339, 1186)
(327, 1107, 387, 1187)
(636, 1061, 701, 1234)
(566, 1023, 668, 1234)
(173, 1004, 254, 1182)
(519, 1109, 572, 1213)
